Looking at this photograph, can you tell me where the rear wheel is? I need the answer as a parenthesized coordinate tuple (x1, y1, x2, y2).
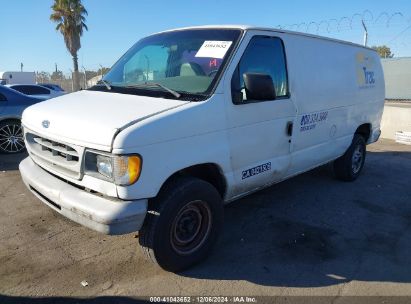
(139, 177, 223, 272)
(334, 134, 366, 181)
(0, 120, 25, 154)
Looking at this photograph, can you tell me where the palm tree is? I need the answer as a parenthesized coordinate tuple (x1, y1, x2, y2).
(50, 0, 88, 91)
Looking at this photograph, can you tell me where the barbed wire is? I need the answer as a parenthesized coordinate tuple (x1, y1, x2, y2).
(387, 24, 411, 44)
(277, 10, 410, 34)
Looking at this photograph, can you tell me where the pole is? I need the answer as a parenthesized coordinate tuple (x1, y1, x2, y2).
(82, 65, 87, 89)
(362, 20, 368, 47)
(99, 64, 103, 80)
(69, 69, 74, 92)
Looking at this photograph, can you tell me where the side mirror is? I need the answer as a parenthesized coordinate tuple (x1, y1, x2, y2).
(243, 73, 276, 101)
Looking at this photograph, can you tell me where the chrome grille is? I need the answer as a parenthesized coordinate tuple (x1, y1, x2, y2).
(25, 131, 84, 179)
(32, 137, 79, 162)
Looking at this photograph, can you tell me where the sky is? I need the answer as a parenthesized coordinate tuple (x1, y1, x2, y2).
(2, 0, 411, 74)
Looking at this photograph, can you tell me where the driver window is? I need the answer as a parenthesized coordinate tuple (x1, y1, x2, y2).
(231, 36, 289, 104)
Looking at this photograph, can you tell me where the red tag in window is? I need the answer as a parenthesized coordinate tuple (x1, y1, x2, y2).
(209, 58, 218, 68)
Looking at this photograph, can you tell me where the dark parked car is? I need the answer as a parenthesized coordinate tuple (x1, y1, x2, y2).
(0, 85, 45, 154)
(6, 84, 65, 99)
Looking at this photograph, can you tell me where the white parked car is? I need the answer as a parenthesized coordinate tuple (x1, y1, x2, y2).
(6, 84, 64, 99)
(19, 26, 384, 272)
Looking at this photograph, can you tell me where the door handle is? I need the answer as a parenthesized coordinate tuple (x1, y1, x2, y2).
(286, 121, 293, 137)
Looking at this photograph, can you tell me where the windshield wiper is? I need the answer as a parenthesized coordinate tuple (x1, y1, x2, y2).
(97, 79, 112, 91)
(125, 82, 181, 98)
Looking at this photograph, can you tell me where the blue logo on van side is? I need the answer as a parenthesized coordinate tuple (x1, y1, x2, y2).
(356, 52, 376, 88)
(300, 111, 328, 132)
(363, 67, 375, 85)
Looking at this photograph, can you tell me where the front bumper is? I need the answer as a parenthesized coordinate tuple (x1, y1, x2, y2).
(19, 157, 147, 235)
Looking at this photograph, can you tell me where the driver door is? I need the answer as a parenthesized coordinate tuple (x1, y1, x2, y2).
(223, 33, 296, 198)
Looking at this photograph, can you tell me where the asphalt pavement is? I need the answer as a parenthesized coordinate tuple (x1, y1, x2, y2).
(1, 139, 411, 302)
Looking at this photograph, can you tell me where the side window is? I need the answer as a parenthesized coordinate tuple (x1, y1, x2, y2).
(13, 85, 32, 95)
(14, 85, 49, 95)
(21, 86, 34, 95)
(0, 93, 7, 102)
(29, 86, 50, 95)
(12, 85, 26, 94)
(231, 36, 289, 104)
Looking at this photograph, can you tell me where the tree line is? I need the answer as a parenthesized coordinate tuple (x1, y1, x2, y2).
(371, 45, 394, 58)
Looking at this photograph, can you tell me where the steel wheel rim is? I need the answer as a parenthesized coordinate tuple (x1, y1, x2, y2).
(170, 200, 212, 255)
(0, 123, 24, 153)
(352, 144, 364, 174)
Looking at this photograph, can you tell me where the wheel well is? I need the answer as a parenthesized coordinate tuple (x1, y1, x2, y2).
(161, 163, 227, 198)
(355, 123, 371, 142)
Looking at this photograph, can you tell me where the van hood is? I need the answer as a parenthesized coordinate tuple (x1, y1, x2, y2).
(22, 90, 188, 151)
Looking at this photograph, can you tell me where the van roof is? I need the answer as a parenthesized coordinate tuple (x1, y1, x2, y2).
(155, 25, 376, 52)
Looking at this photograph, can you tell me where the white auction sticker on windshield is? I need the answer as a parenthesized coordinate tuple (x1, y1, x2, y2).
(195, 41, 233, 59)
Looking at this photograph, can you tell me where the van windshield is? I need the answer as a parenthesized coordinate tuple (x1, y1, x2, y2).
(98, 29, 242, 99)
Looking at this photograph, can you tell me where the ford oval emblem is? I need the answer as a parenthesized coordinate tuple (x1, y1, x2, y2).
(42, 120, 50, 128)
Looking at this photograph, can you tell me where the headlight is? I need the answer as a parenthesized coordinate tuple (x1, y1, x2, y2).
(85, 152, 142, 186)
(96, 155, 113, 179)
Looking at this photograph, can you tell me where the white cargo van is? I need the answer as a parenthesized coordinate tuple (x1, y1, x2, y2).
(19, 26, 384, 272)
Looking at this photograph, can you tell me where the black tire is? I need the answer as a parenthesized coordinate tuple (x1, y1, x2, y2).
(0, 120, 25, 154)
(334, 134, 366, 181)
(139, 176, 223, 272)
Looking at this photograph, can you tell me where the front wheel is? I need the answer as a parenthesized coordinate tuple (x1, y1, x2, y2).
(139, 177, 223, 272)
(0, 120, 25, 154)
(334, 134, 366, 181)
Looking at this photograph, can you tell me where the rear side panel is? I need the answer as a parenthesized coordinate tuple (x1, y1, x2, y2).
(281, 33, 384, 176)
